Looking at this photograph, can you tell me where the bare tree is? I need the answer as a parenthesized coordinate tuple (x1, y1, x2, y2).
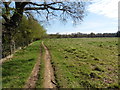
(2, 0, 86, 30)
(1, 0, 86, 54)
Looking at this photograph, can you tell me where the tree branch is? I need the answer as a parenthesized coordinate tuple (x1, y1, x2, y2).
(24, 7, 46, 10)
(24, 5, 65, 11)
(29, 2, 62, 6)
(2, 14, 9, 22)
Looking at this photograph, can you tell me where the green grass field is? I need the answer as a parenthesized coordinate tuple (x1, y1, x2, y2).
(2, 38, 119, 88)
(2, 41, 41, 88)
(44, 38, 119, 88)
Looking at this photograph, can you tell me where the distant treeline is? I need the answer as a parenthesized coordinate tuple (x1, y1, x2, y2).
(48, 31, 120, 38)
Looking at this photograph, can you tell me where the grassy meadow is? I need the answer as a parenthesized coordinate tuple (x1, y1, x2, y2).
(2, 37, 119, 88)
(44, 38, 119, 88)
(2, 41, 41, 88)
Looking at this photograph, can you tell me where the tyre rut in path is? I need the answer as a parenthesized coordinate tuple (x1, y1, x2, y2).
(42, 41, 56, 88)
(24, 45, 42, 88)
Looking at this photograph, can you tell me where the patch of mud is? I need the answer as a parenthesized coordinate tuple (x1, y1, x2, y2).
(42, 41, 56, 88)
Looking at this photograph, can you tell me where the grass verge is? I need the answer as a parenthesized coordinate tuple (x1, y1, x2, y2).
(2, 40, 41, 88)
(36, 43, 45, 88)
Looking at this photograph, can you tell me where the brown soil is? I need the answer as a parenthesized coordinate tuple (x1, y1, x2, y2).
(42, 41, 56, 88)
(24, 46, 41, 88)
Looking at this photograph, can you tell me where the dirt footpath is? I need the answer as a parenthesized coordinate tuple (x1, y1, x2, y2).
(24, 46, 41, 88)
(24, 42, 56, 88)
(42, 41, 56, 88)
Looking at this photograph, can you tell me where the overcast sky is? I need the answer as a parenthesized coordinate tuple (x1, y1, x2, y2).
(46, 0, 119, 34)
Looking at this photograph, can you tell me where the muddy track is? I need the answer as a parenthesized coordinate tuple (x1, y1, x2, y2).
(42, 41, 56, 88)
(24, 45, 42, 88)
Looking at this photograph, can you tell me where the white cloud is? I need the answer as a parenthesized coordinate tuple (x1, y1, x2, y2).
(72, 19, 118, 33)
(88, 0, 119, 19)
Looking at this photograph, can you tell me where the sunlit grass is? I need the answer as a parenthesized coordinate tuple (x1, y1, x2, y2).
(44, 38, 119, 88)
(2, 41, 41, 88)
(36, 44, 45, 88)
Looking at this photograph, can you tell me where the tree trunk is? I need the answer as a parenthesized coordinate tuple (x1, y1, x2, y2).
(2, 2, 29, 55)
(13, 40, 16, 52)
(3, 2, 28, 33)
